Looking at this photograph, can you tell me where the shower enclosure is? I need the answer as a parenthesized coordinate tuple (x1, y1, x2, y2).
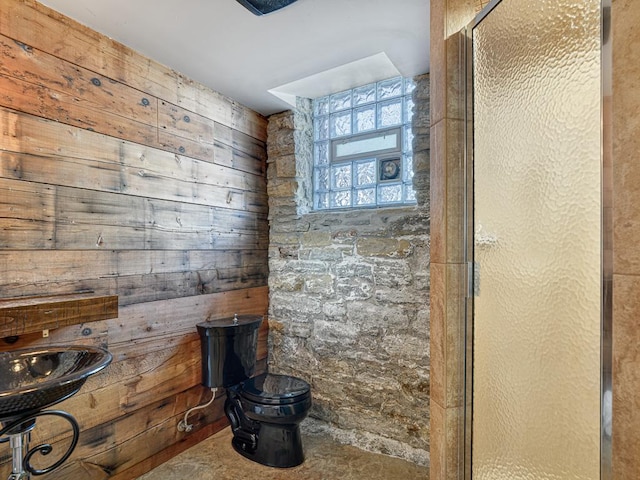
(465, 0, 610, 478)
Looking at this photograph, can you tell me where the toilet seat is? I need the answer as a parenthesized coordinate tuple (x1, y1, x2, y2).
(239, 373, 310, 405)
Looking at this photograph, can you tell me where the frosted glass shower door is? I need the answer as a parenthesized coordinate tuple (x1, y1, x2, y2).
(471, 0, 602, 478)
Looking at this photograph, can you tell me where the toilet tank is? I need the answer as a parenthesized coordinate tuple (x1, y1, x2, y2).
(196, 314, 263, 388)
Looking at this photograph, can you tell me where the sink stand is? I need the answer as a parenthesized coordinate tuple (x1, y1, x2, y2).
(1, 410, 80, 479)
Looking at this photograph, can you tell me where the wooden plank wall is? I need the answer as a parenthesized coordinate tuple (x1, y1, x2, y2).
(0, 0, 269, 477)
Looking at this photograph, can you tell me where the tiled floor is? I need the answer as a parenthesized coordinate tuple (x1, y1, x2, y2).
(137, 424, 428, 480)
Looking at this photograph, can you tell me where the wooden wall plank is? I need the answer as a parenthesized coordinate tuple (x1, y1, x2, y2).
(0, 250, 268, 305)
(0, 107, 268, 212)
(0, 33, 158, 127)
(158, 100, 214, 144)
(0, 320, 110, 353)
(0, 180, 267, 250)
(0, 34, 265, 165)
(213, 141, 266, 177)
(53, 187, 268, 250)
(188, 249, 267, 270)
(0, 177, 55, 249)
(232, 146, 268, 177)
(215, 121, 267, 162)
(0, 1, 270, 476)
(177, 76, 268, 141)
(72, 391, 225, 468)
(0, 151, 123, 194)
(0, 67, 221, 168)
(0, 73, 158, 147)
(213, 122, 267, 176)
(0, 0, 267, 141)
(156, 129, 215, 163)
(0, 106, 126, 165)
(107, 417, 227, 480)
(107, 287, 268, 345)
(115, 266, 268, 305)
(42, 406, 229, 480)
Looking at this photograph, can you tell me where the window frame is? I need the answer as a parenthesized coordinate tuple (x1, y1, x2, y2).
(331, 127, 402, 163)
(312, 77, 416, 211)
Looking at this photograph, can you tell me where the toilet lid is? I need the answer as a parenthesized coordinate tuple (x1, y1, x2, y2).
(240, 373, 310, 405)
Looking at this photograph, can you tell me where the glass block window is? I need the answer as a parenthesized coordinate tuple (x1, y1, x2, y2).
(313, 76, 416, 210)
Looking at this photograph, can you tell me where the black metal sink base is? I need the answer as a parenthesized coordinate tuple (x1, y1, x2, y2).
(0, 409, 80, 478)
(0, 345, 112, 479)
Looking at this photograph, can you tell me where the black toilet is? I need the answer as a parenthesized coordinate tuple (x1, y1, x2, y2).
(197, 315, 311, 468)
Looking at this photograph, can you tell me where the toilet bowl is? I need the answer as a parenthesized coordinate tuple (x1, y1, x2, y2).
(196, 315, 312, 468)
(225, 373, 311, 467)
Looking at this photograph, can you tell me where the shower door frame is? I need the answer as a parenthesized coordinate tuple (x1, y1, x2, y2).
(462, 0, 613, 478)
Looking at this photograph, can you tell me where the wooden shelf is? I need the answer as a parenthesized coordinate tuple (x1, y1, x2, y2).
(0, 292, 118, 338)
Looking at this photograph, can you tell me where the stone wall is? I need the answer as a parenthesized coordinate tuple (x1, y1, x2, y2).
(266, 75, 430, 465)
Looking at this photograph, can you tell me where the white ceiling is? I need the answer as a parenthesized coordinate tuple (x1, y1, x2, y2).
(39, 0, 430, 116)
